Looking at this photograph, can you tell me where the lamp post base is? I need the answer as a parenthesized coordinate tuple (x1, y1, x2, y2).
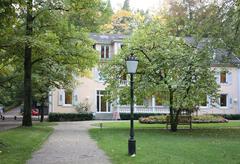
(128, 139, 136, 156)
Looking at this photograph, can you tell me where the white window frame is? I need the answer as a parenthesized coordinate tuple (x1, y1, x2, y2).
(100, 45, 110, 59)
(63, 90, 73, 106)
(219, 94, 232, 109)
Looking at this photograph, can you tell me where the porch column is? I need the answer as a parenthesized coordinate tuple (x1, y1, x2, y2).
(238, 68, 240, 112)
(117, 96, 120, 113)
(152, 96, 156, 113)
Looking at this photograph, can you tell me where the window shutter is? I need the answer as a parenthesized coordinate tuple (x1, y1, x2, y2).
(228, 95, 232, 109)
(93, 68, 100, 81)
(215, 72, 220, 84)
(227, 71, 232, 85)
(73, 90, 78, 106)
(58, 90, 65, 106)
(207, 95, 211, 108)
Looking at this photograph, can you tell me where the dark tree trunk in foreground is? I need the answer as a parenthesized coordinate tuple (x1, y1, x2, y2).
(40, 101, 44, 122)
(22, 0, 33, 126)
(168, 87, 179, 132)
(169, 90, 177, 132)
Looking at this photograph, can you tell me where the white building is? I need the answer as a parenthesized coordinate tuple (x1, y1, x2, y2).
(48, 33, 240, 119)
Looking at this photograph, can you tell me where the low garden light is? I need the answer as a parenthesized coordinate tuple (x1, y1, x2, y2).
(126, 53, 138, 156)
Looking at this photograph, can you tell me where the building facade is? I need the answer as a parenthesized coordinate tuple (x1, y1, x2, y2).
(48, 33, 240, 119)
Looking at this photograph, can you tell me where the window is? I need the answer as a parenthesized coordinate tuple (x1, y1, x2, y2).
(220, 71, 226, 83)
(96, 90, 111, 112)
(93, 44, 96, 49)
(220, 94, 227, 107)
(100, 45, 110, 59)
(65, 91, 72, 105)
(101, 45, 104, 58)
(200, 96, 207, 107)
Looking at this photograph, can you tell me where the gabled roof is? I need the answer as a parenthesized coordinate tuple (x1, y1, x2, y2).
(90, 33, 240, 66)
(184, 37, 240, 66)
(89, 33, 127, 44)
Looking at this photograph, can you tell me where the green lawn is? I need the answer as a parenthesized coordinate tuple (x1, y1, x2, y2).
(0, 122, 56, 164)
(89, 121, 240, 164)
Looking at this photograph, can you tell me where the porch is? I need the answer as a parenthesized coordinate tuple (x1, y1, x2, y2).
(118, 105, 170, 114)
(95, 105, 169, 120)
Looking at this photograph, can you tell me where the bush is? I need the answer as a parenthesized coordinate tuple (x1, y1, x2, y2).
(48, 113, 93, 122)
(192, 115, 228, 123)
(120, 113, 165, 120)
(139, 115, 228, 124)
(139, 115, 166, 124)
(221, 114, 240, 120)
(75, 102, 90, 113)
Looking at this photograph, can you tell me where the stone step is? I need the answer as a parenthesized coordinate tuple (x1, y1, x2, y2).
(95, 113, 113, 120)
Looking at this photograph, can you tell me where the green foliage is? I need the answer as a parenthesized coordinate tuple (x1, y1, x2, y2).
(48, 113, 93, 122)
(101, 21, 219, 131)
(119, 113, 161, 120)
(139, 115, 167, 124)
(102, 21, 218, 109)
(222, 114, 240, 120)
(122, 0, 130, 11)
(0, 0, 100, 115)
(101, 9, 152, 34)
(75, 102, 91, 113)
(139, 115, 228, 124)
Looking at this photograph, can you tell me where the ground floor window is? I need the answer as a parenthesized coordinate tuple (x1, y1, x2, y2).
(220, 94, 227, 107)
(96, 90, 111, 112)
(65, 90, 73, 105)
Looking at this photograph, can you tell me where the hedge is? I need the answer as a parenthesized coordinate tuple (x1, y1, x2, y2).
(48, 113, 93, 122)
(139, 115, 228, 124)
(221, 114, 240, 120)
(120, 113, 166, 120)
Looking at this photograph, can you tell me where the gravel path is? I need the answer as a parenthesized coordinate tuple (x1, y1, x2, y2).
(27, 121, 111, 164)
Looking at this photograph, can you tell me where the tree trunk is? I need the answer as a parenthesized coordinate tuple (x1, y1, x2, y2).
(40, 101, 44, 122)
(22, 0, 33, 127)
(169, 89, 178, 132)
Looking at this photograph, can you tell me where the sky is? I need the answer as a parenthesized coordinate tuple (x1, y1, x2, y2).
(110, 0, 163, 11)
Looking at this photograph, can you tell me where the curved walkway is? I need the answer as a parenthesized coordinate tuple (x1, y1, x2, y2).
(27, 121, 111, 164)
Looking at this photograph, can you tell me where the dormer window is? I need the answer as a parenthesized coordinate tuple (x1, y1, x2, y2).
(101, 45, 110, 59)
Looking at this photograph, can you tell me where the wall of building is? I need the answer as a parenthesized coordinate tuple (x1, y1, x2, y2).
(199, 67, 240, 115)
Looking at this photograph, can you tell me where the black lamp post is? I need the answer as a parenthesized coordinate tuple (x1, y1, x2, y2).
(126, 53, 138, 156)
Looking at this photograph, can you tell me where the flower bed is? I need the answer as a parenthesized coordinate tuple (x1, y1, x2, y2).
(139, 115, 228, 124)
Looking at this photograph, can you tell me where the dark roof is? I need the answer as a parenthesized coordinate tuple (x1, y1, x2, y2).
(90, 33, 240, 66)
(89, 33, 128, 44)
(184, 37, 240, 66)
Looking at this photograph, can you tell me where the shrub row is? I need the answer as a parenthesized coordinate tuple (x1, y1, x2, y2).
(139, 115, 228, 124)
(120, 113, 166, 120)
(221, 114, 240, 120)
(48, 113, 93, 122)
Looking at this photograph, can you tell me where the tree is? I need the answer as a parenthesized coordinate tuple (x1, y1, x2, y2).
(157, 0, 239, 55)
(101, 22, 218, 131)
(122, 0, 130, 11)
(32, 58, 78, 122)
(1, 0, 100, 126)
(101, 9, 152, 34)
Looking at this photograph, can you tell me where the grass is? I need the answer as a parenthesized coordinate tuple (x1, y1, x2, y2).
(0, 122, 56, 164)
(89, 121, 240, 164)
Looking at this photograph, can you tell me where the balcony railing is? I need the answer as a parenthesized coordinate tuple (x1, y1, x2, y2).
(117, 105, 170, 114)
(119, 80, 129, 86)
